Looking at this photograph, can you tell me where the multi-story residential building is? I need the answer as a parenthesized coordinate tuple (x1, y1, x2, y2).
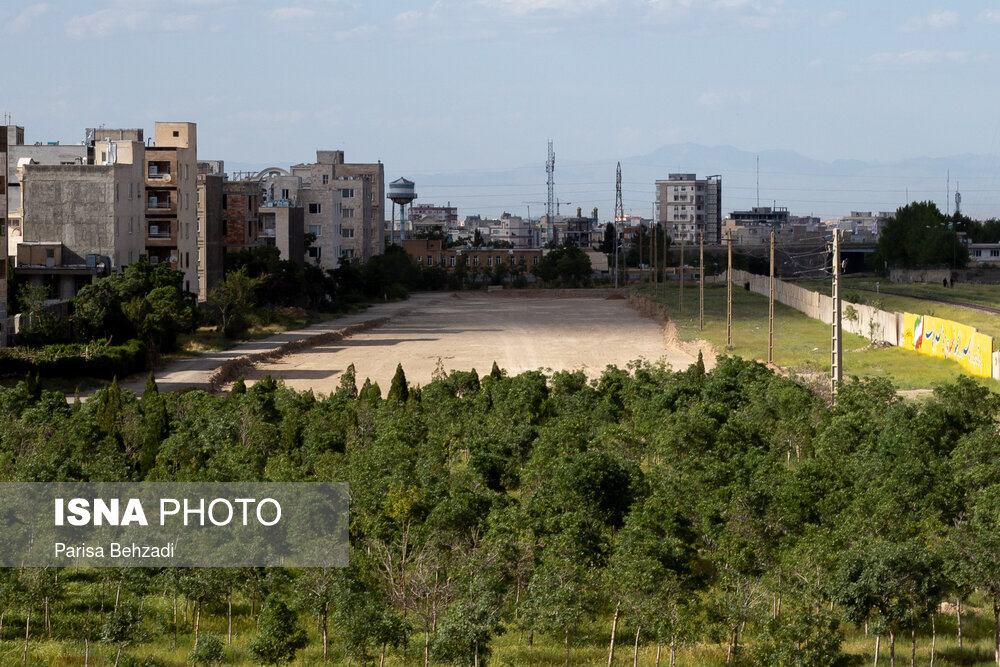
(196, 163, 224, 302)
(144, 122, 200, 295)
(553, 208, 595, 248)
(258, 203, 305, 267)
(0, 127, 8, 346)
(222, 175, 263, 252)
(16, 135, 147, 298)
(409, 203, 458, 225)
(840, 211, 894, 242)
(490, 213, 538, 248)
(730, 206, 789, 228)
(288, 151, 383, 265)
(655, 173, 722, 245)
(6, 126, 89, 257)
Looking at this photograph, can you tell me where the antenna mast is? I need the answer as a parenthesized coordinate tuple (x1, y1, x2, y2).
(615, 162, 624, 288)
(546, 140, 555, 223)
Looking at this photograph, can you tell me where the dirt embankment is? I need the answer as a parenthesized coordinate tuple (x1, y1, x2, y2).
(626, 291, 717, 370)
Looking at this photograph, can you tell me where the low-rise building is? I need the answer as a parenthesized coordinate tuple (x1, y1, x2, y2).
(401, 238, 543, 273)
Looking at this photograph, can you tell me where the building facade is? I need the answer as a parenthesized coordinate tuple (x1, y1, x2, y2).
(196, 169, 224, 302)
(655, 173, 722, 245)
(402, 238, 543, 272)
(144, 122, 200, 295)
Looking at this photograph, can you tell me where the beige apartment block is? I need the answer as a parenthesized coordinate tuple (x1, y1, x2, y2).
(290, 151, 384, 265)
(0, 127, 8, 346)
(655, 173, 722, 245)
(145, 122, 200, 295)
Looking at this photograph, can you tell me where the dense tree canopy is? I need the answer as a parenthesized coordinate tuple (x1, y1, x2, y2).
(0, 359, 997, 663)
(875, 201, 969, 270)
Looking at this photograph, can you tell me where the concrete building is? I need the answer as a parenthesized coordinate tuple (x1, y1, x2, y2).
(196, 164, 224, 302)
(16, 136, 147, 298)
(144, 122, 200, 295)
(289, 151, 383, 264)
(222, 176, 263, 252)
(554, 208, 596, 248)
(258, 202, 305, 267)
(730, 206, 789, 228)
(0, 127, 8, 346)
(5, 126, 89, 257)
(410, 203, 458, 225)
(655, 174, 722, 244)
(968, 243, 1000, 266)
(402, 238, 542, 273)
(840, 211, 894, 242)
(490, 213, 539, 248)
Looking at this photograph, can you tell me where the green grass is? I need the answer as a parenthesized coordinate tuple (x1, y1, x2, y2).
(790, 276, 1000, 338)
(635, 281, 1000, 392)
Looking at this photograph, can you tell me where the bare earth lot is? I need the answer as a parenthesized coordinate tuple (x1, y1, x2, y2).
(242, 292, 698, 394)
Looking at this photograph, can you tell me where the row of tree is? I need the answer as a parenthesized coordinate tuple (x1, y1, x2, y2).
(0, 358, 998, 664)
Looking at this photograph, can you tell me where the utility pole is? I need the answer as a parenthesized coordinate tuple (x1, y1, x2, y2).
(768, 231, 775, 365)
(679, 236, 685, 313)
(727, 232, 732, 347)
(831, 229, 843, 398)
(652, 222, 657, 290)
(699, 231, 705, 330)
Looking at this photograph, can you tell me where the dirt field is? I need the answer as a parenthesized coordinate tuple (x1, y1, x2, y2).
(240, 292, 701, 394)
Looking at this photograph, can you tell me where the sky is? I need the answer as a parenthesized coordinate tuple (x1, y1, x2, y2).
(4, 0, 1000, 220)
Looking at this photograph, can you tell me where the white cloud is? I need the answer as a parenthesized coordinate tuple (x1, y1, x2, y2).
(867, 50, 981, 67)
(6, 3, 50, 34)
(480, 0, 615, 17)
(978, 9, 1000, 23)
(268, 7, 318, 21)
(902, 10, 958, 32)
(67, 3, 201, 38)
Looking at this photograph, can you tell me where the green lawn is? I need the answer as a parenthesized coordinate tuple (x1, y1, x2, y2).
(635, 280, 1000, 392)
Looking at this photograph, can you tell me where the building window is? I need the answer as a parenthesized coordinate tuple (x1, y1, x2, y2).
(341, 248, 355, 258)
(184, 193, 189, 210)
(427, 256, 433, 266)
(281, 188, 289, 199)
(128, 182, 133, 200)
(449, 256, 455, 267)
(322, 174, 329, 185)
(309, 247, 322, 259)
(341, 228, 354, 238)
(309, 203, 322, 214)
(128, 217, 133, 234)
(115, 183, 120, 201)
(532, 256, 539, 265)
(487, 256, 493, 266)
(183, 164, 189, 180)
(473, 256, 479, 266)
(974, 250, 982, 257)
(309, 224, 322, 237)
(342, 208, 354, 219)
(341, 188, 354, 198)
(992, 250, 999, 257)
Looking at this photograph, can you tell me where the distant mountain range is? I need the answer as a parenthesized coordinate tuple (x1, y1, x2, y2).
(413, 143, 1000, 222)
(232, 143, 1000, 222)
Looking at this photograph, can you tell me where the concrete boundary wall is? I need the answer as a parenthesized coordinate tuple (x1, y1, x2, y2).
(727, 270, 901, 346)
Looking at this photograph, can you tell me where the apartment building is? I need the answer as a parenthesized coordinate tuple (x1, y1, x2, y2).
(144, 122, 199, 294)
(196, 164, 224, 302)
(222, 176, 262, 252)
(490, 213, 538, 248)
(655, 173, 722, 245)
(287, 151, 383, 265)
(0, 127, 8, 346)
(16, 135, 147, 299)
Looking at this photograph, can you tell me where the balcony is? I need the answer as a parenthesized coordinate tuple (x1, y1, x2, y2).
(146, 191, 176, 215)
(146, 160, 175, 185)
(147, 223, 176, 245)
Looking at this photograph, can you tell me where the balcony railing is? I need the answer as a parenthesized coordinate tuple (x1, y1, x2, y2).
(147, 199, 172, 210)
(148, 228, 172, 239)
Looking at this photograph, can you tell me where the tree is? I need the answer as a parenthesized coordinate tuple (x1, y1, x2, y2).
(209, 267, 265, 338)
(389, 363, 410, 402)
(531, 242, 592, 287)
(101, 603, 144, 667)
(875, 201, 968, 270)
(248, 595, 308, 665)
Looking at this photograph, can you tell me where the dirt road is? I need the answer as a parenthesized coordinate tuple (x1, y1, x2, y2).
(240, 291, 699, 394)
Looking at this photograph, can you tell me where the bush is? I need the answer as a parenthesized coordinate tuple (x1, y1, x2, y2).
(0, 339, 147, 379)
(189, 633, 224, 666)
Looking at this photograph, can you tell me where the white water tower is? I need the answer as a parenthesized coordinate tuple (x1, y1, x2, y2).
(388, 177, 416, 242)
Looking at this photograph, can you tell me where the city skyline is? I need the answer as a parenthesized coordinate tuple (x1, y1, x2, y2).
(4, 0, 1000, 220)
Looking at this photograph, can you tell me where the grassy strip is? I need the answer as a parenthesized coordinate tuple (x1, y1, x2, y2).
(634, 281, 1000, 392)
